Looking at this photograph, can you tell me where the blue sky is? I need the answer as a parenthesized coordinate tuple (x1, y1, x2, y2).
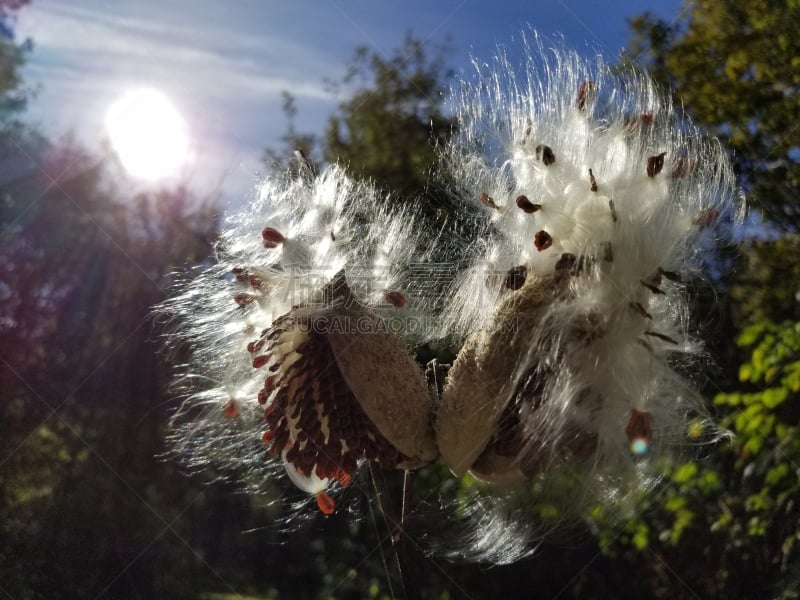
(16, 0, 685, 205)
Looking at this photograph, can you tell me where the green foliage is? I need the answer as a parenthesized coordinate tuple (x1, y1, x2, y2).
(730, 235, 800, 326)
(0, 0, 33, 121)
(627, 0, 800, 229)
(264, 33, 455, 218)
(324, 33, 453, 200)
(0, 137, 220, 597)
(595, 318, 800, 597)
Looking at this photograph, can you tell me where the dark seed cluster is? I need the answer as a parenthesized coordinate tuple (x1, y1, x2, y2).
(515, 195, 541, 213)
(262, 226, 286, 249)
(254, 313, 407, 481)
(647, 152, 667, 178)
(535, 144, 556, 166)
(480, 192, 500, 210)
(534, 230, 553, 252)
(576, 80, 595, 111)
(625, 409, 652, 445)
(504, 265, 527, 291)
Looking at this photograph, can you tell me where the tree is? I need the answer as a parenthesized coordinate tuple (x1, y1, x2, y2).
(592, 317, 800, 599)
(588, 4, 800, 597)
(265, 33, 455, 215)
(260, 90, 318, 178)
(0, 138, 220, 597)
(0, 0, 32, 120)
(626, 0, 800, 230)
(324, 33, 453, 200)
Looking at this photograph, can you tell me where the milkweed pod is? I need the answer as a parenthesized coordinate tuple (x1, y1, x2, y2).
(437, 271, 599, 483)
(258, 271, 437, 495)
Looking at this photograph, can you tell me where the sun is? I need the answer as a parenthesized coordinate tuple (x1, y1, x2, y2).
(105, 88, 191, 181)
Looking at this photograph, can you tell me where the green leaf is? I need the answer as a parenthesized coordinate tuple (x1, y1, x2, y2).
(765, 463, 790, 486)
(761, 387, 788, 409)
(672, 463, 698, 484)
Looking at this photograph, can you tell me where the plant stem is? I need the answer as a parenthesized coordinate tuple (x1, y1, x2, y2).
(369, 465, 420, 600)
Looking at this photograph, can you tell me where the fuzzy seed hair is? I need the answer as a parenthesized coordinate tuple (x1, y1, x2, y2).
(157, 166, 438, 511)
(427, 34, 743, 562)
(157, 33, 744, 563)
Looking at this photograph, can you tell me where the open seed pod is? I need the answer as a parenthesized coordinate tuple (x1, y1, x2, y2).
(254, 271, 437, 503)
(437, 257, 603, 484)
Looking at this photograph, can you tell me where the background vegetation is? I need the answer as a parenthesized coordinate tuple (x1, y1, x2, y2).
(2, 0, 800, 597)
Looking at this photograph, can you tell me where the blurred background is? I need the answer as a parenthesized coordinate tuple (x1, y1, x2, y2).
(2, 1, 800, 598)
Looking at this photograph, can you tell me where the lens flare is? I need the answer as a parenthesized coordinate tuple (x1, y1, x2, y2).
(105, 88, 190, 181)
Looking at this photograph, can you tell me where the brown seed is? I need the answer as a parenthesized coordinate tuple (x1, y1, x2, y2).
(234, 292, 256, 306)
(480, 192, 500, 209)
(296, 456, 315, 478)
(289, 402, 302, 420)
(503, 266, 528, 291)
(647, 152, 667, 177)
(246, 340, 264, 353)
(671, 157, 694, 179)
(384, 291, 406, 308)
(640, 279, 665, 295)
(341, 453, 358, 475)
(534, 230, 553, 252)
(625, 409, 652, 444)
(555, 253, 577, 273)
(645, 330, 679, 345)
(657, 267, 681, 282)
(694, 208, 720, 228)
(307, 421, 322, 442)
(262, 227, 286, 248)
(629, 302, 652, 320)
(231, 267, 249, 282)
(601, 241, 613, 262)
(263, 403, 277, 423)
(577, 81, 595, 110)
(639, 271, 665, 294)
(265, 409, 282, 429)
(515, 195, 541, 213)
(298, 408, 317, 429)
(271, 428, 290, 454)
(625, 112, 655, 134)
(535, 144, 556, 166)
(589, 169, 598, 192)
(223, 399, 238, 418)
(285, 444, 300, 463)
(252, 355, 270, 369)
(609, 199, 618, 222)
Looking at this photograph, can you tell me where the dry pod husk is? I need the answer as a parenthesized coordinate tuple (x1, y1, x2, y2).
(437, 262, 601, 484)
(256, 271, 437, 495)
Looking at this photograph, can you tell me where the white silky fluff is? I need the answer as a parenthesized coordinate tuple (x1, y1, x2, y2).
(159, 35, 743, 564)
(418, 36, 743, 562)
(159, 165, 436, 501)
